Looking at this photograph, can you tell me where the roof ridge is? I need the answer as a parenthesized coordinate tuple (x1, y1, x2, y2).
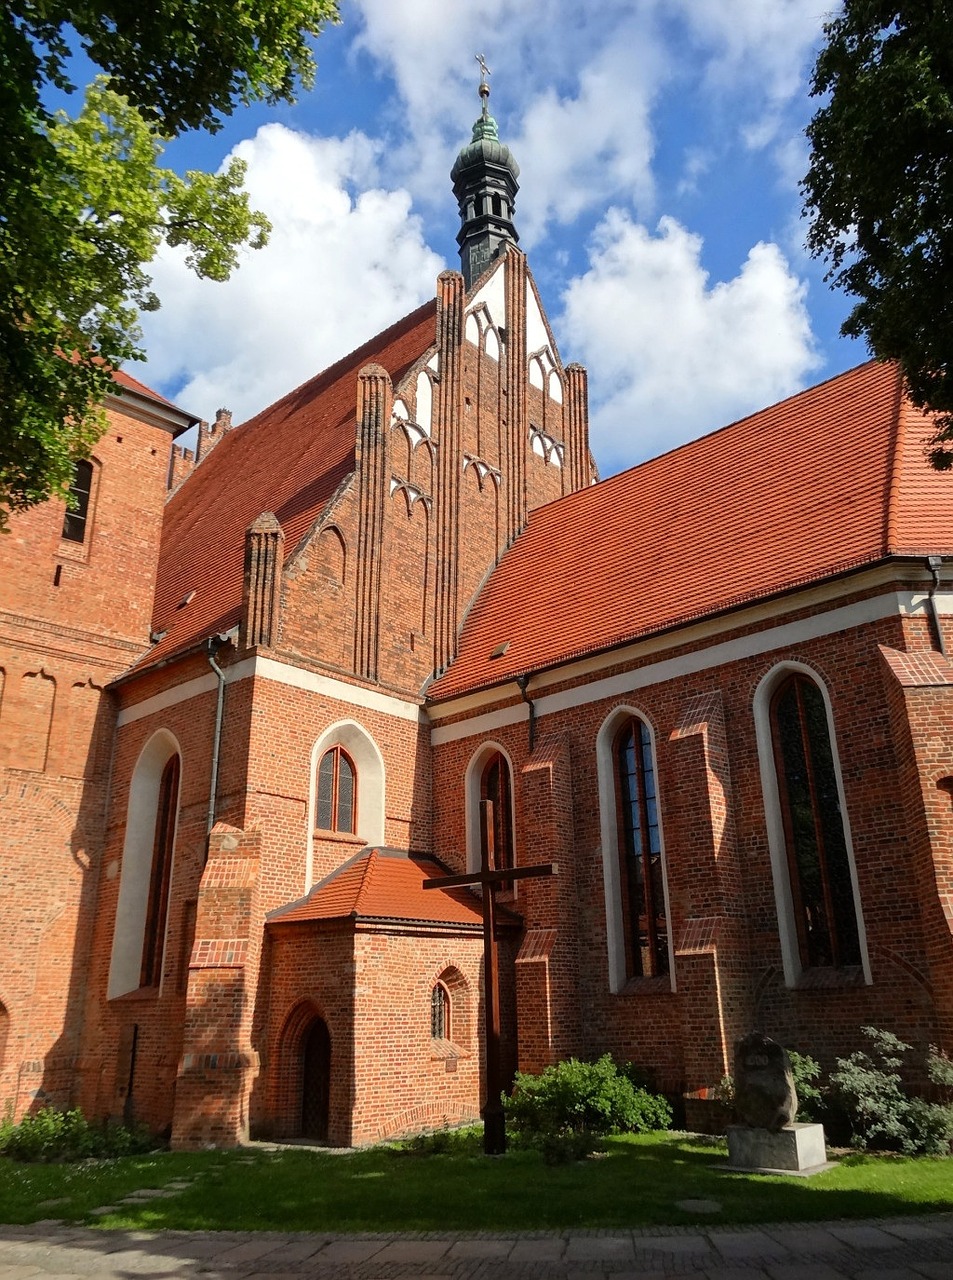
(236, 297, 437, 431)
(884, 365, 909, 554)
(524, 358, 886, 526)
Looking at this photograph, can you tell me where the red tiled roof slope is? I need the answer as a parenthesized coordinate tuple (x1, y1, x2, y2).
(270, 851, 484, 927)
(112, 367, 180, 408)
(430, 361, 953, 700)
(146, 301, 437, 665)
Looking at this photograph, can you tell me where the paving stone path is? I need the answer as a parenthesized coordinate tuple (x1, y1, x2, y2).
(1, 1214, 952, 1279)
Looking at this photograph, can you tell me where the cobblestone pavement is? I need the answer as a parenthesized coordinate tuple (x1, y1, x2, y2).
(1, 1214, 952, 1279)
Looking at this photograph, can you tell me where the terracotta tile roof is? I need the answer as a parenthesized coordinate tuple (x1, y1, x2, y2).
(268, 850, 487, 928)
(429, 361, 953, 701)
(145, 301, 437, 666)
(111, 367, 181, 408)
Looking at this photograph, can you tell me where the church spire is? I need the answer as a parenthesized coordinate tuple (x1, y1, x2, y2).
(451, 55, 520, 290)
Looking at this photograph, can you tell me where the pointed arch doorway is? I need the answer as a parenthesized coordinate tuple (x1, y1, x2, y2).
(300, 1016, 331, 1142)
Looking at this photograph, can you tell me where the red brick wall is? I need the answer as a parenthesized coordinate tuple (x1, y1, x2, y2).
(0, 402, 181, 1122)
(432, 594, 952, 1126)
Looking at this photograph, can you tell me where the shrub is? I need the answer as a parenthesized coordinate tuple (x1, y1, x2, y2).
(538, 1127, 598, 1165)
(0, 1107, 157, 1162)
(393, 1126, 482, 1157)
(831, 1026, 953, 1155)
(505, 1055, 672, 1139)
(788, 1050, 823, 1122)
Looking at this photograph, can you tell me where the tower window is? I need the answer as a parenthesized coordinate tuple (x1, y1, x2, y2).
(316, 746, 356, 833)
(62, 459, 94, 543)
(491, 193, 502, 218)
(615, 717, 669, 979)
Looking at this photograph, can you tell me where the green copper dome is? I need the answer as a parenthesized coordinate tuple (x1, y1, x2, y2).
(451, 110, 520, 182)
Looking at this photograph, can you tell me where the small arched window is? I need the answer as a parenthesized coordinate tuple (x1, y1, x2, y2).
(615, 717, 669, 979)
(140, 753, 180, 988)
(431, 982, 450, 1040)
(62, 459, 94, 543)
(770, 673, 861, 970)
(480, 751, 514, 871)
(316, 746, 356, 833)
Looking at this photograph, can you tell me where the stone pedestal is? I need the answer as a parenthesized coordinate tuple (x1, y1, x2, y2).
(726, 1123, 832, 1176)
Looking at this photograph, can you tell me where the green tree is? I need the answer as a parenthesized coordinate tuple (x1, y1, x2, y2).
(1, 1, 339, 522)
(803, 2, 953, 466)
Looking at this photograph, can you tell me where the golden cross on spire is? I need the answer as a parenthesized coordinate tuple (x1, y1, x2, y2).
(476, 52, 491, 114)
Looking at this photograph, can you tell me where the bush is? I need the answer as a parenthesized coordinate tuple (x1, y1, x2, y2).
(831, 1027, 953, 1155)
(788, 1050, 823, 1122)
(0, 1107, 158, 1162)
(393, 1126, 482, 1157)
(505, 1055, 672, 1140)
(538, 1127, 598, 1165)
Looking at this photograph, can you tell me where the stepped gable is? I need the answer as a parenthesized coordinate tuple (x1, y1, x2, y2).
(429, 360, 953, 701)
(145, 300, 437, 666)
(268, 849, 487, 928)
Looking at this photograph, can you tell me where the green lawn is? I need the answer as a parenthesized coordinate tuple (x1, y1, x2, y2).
(2, 1134, 952, 1232)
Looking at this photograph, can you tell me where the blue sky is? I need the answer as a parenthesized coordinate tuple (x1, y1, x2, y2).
(127, 0, 862, 478)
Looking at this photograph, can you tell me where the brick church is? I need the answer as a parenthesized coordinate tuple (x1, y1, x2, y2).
(2, 82, 953, 1147)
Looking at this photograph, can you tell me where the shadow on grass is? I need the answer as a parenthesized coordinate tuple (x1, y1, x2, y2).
(2, 1134, 951, 1233)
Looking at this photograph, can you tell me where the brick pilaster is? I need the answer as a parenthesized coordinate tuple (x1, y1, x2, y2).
(504, 249, 528, 544)
(240, 512, 284, 650)
(354, 364, 393, 682)
(669, 692, 751, 1123)
(434, 271, 465, 674)
(517, 732, 581, 1068)
(172, 822, 262, 1149)
(564, 363, 591, 493)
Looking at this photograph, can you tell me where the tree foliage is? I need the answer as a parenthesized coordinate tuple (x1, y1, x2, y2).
(803, 2, 953, 467)
(1, 1, 339, 521)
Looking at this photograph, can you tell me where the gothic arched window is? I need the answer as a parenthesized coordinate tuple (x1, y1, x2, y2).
(770, 672, 861, 970)
(480, 751, 514, 871)
(316, 746, 356, 834)
(431, 982, 450, 1040)
(140, 753, 180, 988)
(615, 717, 669, 979)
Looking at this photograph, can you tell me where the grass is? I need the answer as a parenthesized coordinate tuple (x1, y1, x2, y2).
(1, 1133, 951, 1232)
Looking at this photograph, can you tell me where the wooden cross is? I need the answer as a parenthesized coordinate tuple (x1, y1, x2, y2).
(423, 798, 556, 1155)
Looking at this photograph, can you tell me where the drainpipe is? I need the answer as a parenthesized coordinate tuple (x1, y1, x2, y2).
(927, 556, 947, 658)
(206, 634, 229, 840)
(516, 673, 536, 753)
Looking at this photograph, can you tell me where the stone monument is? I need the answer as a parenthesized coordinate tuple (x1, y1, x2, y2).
(726, 1031, 831, 1175)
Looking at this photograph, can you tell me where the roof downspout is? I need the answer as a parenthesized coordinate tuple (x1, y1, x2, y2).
(206, 635, 229, 843)
(927, 556, 947, 657)
(516, 674, 536, 753)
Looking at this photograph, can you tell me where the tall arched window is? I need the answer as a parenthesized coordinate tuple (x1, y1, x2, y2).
(431, 982, 450, 1040)
(316, 746, 356, 833)
(481, 751, 514, 871)
(615, 717, 669, 979)
(140, 754, 180, 987)
(770, 672, 861, 970)
(62, 459, 94, 543)
(108, 730, 183, 999)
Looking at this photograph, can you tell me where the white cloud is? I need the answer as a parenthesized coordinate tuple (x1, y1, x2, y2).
(137, 124, 444, 426)
(561, 211, 821, 472)
(351, 0, 667, 239)
(510, 31, 661, 247)
(346, 0, 828, 246)
(672, 0, 825, 105)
